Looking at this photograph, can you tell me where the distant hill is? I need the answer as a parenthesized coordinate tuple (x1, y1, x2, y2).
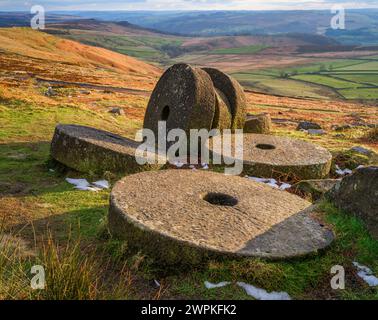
(63, 9, 378, 45)
(0, 27, 160, 76)
(45, 18, 168, 37)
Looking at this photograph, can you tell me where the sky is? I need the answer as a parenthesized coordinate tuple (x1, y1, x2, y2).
(1, 0, 378, 11)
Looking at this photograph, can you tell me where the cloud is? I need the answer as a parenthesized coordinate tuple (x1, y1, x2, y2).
(1, 0, 378, 11)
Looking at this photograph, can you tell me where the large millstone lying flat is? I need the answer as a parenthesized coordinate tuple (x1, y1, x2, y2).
(51, 124, 165, 174)
(108, 170, 334, 265)
(209, 134, 332, 180)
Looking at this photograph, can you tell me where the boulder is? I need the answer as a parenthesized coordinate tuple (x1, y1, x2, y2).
(45, 86, 57, 97)
(244, 113, 272, 134)
(332, 124, 354, 132)
(297, 121, 322, 131)
(108, 107, 125, 116)
(350, 146, 373, 156)
(327, 166, 378, 239)
(307, 129, 326, 135)
(293, 179, 340, 201)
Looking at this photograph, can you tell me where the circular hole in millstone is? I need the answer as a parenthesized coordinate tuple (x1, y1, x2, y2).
(202, 192, 238, 207)
(161, 105, 170, 121)
(256, 143, 276, 150)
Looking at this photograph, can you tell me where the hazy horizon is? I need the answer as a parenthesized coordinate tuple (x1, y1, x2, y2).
(1, 0, 378, 12)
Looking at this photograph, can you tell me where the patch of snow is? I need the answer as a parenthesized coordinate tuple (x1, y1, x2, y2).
(173, 161, 185, 168)
(335, 165, 352, 176)
(204, 281, 231, 289)
(75, 185, 101, 192)
(237, 282, 291, 300)
(280, 183, 292, 191)
(66, 178, 90, 188)
(202, 163, 209, 170)
(66, 178, 110, 192)
(247, 176, 291, 190)
(266, 182, 279, 189)
(93, 180, 110, 189)
(353, 262, 378, 287)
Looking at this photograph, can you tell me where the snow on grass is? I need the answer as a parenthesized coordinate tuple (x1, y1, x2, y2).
(237, 282, 291, 300)
(353, 262, 378, 287)
(247, 176, 292, 190)
(66, 178, 110, 192)
(204, 281, 291, 300)
(204, 281, 231, 289)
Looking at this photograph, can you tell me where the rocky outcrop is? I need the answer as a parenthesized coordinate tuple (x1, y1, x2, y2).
(327, 166, 378, 239)
(244, 113, 272, 134)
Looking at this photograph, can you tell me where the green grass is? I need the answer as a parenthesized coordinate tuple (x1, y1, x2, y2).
(291, 74, 361, 89)
(1, 94, 378, 300)
(0, 98, 140, 144)
(232, 72, 338, 99)
(338, 88, 378, 99)
(337, 61, 378, 71)
(167, 201, 378, 300)
(247, 58, 378, 100)
(261, 60, 367, 77)
(210, 45, 268, 55)
(333, 73, 378, 86)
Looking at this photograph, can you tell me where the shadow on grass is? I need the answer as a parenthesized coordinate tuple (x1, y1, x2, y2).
(8, 206, 107, 244)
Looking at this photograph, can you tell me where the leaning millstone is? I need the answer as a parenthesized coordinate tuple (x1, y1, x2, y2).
(244, 113, 272, 134)
(327, 166, 378, 240)
(51, 124, 165, 174)
(208, 134, 332, 180)
(293, 179, 341, 201)
(212, 89, 232, 130)
(143, 63, 216, 140)
(202, 67, 246, 130)
(108, 170, 334, 265)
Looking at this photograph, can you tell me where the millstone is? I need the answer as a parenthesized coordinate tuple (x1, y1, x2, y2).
(108, 170, 334, 265)
(213, 89, 232, 130)
(244, 113, 272, 134)
(143, 63, 216, 138)
(51, 124, 165, 174)
(202, 67, 247, 130)
(208, 134, 332, 180)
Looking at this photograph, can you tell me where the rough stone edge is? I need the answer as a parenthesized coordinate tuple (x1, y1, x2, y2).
(108, 191, 334, 266)
(202, 67, 247, 130)
(51, 124, 164, 175)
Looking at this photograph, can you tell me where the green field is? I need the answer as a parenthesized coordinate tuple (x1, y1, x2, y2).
(233, 72, 339, 99)
(337, 61, 378, 71)
(210, 45, 268, 55)
(292, 74, 360, 89)
(338, 88, 378, 99)
(235, 57, 378, 101)
(334, 73, 378, 86)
